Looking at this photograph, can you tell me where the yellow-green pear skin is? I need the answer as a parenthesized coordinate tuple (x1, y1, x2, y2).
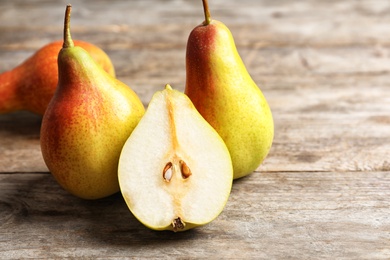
(40, 5, 145, 199)
(185, 8, 274, 179)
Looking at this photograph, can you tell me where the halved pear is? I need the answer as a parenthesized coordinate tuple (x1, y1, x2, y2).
(118, 84, 233, 232)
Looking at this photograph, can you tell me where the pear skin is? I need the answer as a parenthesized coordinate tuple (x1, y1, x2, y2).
(185, 1, 274, 179)
(40, 5, 145, 199)
(0, 40, 115, 115)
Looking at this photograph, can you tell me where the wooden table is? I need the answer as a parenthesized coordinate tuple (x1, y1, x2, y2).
(1, 0, 389, 258)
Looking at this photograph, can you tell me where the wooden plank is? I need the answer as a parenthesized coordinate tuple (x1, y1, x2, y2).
(0, 171, 389, 258)
(0, 112, 43, 172)
(1, 0, 390, 49)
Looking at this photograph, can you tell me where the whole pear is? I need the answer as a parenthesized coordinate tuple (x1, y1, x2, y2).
(40, 5, 145, 199)
(0, 39, 115, 115)
(185, 0, 274, 179)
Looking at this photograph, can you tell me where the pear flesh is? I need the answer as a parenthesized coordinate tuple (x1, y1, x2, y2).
(118, 85, 233, 231)
(185, 19, 274, 179)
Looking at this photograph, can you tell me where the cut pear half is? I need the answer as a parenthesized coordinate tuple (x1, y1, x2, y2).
(118, 85, 233, 232)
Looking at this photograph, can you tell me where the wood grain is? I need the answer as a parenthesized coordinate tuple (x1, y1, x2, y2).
(1, 0, 389, 259)
(0, 171, 389, 259)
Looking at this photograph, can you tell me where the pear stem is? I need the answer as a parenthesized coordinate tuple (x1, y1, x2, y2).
(63, 4, 74, 48)
(202, 0, 211, 25)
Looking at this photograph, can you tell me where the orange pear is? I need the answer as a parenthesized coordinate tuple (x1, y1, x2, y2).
(0, 39, 115, 115)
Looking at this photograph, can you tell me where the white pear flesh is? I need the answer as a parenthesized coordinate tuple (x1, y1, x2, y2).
(118, 86, 233, 231)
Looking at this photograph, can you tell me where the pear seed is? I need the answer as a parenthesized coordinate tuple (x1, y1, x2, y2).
(163, 162, 173, 182)
(180, 160, 192, 179)
(172, 217, 185, 232)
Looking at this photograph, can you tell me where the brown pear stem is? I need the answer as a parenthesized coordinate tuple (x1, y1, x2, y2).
(63, 4, 74, 48)
(202, 0, 211, 25)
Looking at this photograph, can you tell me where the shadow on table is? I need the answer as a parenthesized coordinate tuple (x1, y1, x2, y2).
(0, 111, 42, 136)
(0, 172, 203, 247)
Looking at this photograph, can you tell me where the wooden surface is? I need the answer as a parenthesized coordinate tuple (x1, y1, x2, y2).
(1, 0, 390, 258)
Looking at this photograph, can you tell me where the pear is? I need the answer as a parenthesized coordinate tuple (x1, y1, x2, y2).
(40, 5, 145, 200)
(0, 39, 115, 115)
(185, 0, 274, 179)
(118, 84, 233, 232)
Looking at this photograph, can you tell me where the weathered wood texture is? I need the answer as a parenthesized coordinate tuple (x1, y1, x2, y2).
(1, 0, 390, 259)
(1, 171, 389, 259)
